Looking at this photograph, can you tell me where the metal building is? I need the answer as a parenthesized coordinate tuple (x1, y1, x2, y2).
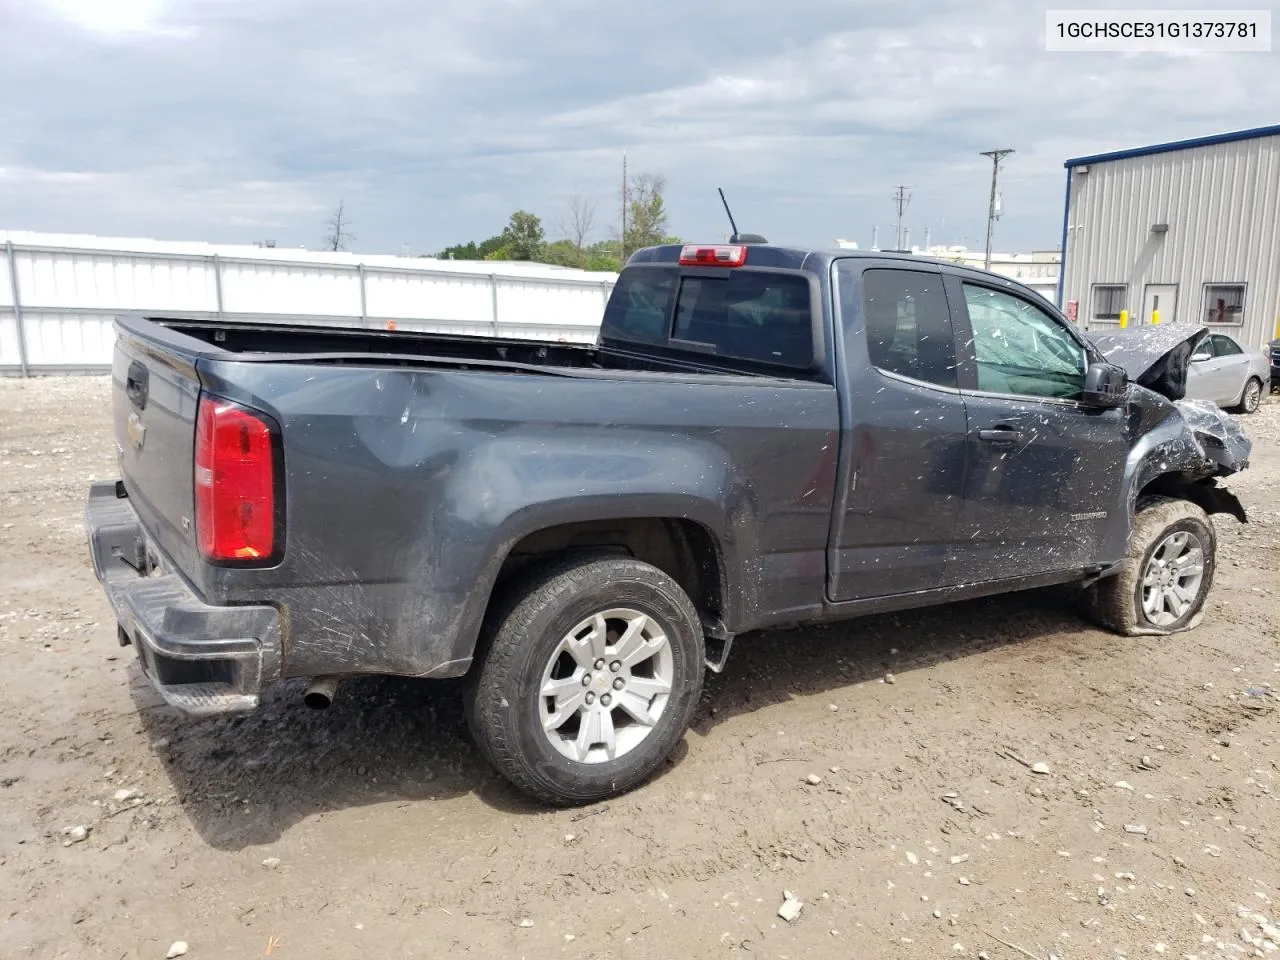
(1058, 124, 1280, 350)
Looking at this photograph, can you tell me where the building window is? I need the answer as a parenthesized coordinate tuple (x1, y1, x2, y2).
(1092, 284, 1127, 321)
(1203, 284, 1245, 325)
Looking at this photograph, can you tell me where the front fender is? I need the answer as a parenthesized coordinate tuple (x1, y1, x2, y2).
(1100, 387, 1251, 563)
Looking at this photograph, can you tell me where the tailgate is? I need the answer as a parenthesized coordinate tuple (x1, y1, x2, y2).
(112, 322, 204, 582)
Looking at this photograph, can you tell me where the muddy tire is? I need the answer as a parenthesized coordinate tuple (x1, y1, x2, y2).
(1084, 496, 1216, 636)
(466, 556, 705, 806)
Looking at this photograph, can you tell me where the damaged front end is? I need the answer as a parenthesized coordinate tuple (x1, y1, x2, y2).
(1173, 397, 1251, 478)
(1087, 324, 1251, 523)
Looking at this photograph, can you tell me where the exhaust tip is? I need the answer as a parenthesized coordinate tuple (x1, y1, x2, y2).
(303, 676, 340, 710)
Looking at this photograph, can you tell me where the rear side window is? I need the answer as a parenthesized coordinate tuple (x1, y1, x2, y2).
(601, 269, 677, 344)
(602, 266, 814, 367)
(859, 268, 958, 388)
(1212, 334, 1243, 357)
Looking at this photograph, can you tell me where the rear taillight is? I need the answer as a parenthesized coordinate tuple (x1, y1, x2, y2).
(195, 396, 278, 563)
(678, 244, 747, 267)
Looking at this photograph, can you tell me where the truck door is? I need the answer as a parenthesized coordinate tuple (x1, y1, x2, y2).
(826, 261, 969, 601)
(947, 277, 1128, 581)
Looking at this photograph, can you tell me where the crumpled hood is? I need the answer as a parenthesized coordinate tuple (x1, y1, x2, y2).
(1084, 325, 1209, 400)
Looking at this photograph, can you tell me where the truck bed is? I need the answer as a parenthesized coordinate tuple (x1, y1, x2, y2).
(154, 317, 818, 381)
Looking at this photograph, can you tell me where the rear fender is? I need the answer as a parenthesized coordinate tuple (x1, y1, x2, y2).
(433, 433, 757, 668)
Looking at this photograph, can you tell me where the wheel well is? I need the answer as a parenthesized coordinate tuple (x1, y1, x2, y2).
(1136, 472, 1246, 523)
(495, 518, 726, 625)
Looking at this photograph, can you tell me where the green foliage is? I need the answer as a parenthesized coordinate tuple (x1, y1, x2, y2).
(499, 210, 546, 261)
(436, 235, 505, 260)
(623, 173, 679, 255)
(584, 241, 622, 272)
(433, 176, 678, 272)
(541, 239, 585, 268)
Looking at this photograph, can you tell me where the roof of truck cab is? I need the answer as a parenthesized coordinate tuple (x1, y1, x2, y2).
(628, 243, 1048, 286)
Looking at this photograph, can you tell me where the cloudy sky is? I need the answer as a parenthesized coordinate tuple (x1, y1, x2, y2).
(1, 0, 1276, 255)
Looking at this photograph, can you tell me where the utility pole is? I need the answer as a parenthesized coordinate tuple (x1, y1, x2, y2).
(892, 186, 910, 250)
(980, 149, 1014, 270)
(620, 152, 628, 262)
(871, 225, 879, 251)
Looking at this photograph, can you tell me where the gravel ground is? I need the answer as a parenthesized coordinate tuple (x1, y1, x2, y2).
(1, 375, 1277, 960)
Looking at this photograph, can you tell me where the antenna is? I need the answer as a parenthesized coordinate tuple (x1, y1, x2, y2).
(718, 187, 740, 240)
(716, 187, 767, 244)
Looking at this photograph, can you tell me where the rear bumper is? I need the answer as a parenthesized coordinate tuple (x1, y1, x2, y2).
(85, 480, 281, 716)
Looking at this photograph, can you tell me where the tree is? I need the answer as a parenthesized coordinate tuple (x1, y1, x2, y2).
(432, 204, 626, 269)
(584, 240, 622, 272)
(541, 239, 585, 268)
(323, 200, 355, 252)
(559, 192, 597, 261)
(436, 235, 505, 260)
(499, 210, 546, 261)
(621, 173, 679, 256)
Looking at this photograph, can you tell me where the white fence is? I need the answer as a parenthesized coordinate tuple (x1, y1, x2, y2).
(0, 231, 618, 375)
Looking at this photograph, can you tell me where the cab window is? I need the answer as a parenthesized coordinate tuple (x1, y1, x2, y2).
(962, 284, 1086, 400)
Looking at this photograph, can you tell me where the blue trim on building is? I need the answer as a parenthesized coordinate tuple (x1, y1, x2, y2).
(1064, 123, 1280, 168)
(1057, 168, 1071, 308)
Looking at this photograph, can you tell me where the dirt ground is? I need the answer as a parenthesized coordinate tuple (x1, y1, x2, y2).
(1, 375, 1277, 960)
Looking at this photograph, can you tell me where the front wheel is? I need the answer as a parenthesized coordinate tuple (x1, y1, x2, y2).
(1084, 496, 1216, 636)
(1236, 376, 1263, 414)
(466, 556, 705, 806)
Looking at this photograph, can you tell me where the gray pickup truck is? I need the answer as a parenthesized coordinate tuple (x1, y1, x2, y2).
(86, 242, 1250, 805)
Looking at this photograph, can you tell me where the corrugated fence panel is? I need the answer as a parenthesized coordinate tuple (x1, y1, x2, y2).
(17, 250, 217, 311)
(0, 232, 620, 373)
(497, 324, 599, 344)
(22, 313, 117, 367)
(364, 270, 494, 323)
(495, 278, 612, 333)
(220, 261, 363, 317)
(0, 312, 20, 365)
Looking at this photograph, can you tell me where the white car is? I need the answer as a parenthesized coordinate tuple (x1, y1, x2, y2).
(1187, 332, 1271, 414)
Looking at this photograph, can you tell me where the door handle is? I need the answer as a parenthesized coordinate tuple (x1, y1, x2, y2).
(125, 360, 149, 410)
(977, 426, 1024, 444)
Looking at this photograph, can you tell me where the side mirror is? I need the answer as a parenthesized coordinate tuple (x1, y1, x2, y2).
(1191, 350, 1211, 363)
(1081, 361, 1128, 408)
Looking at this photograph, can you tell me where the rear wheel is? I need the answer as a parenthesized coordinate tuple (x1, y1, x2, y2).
(1236, 376, 1263, 414)
(1084, 496, 1216, 636)
(466, 556, 705, 806)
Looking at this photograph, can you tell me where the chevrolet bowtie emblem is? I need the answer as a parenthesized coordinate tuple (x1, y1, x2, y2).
(127, 412, 146, 450)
